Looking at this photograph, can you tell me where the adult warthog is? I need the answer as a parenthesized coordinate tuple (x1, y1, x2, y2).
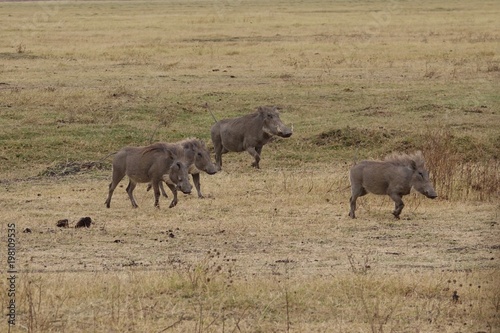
(349, 151, 437, 219)
(105, 143, 192, 209)
(147, 138, 218, 207)
(210, 106, 292, 170)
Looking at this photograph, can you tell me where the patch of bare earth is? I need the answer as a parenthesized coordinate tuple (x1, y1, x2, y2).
(3, 172, 498, 276)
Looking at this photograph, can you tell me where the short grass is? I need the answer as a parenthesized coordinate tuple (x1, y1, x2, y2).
(0, 0, 499, 332)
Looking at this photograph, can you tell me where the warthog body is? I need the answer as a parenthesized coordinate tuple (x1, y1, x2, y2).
(147, 138, 218, 207)
(349, 151, 437, 219)
(105, 143, 192, 209)
(210, 106, 293, 169)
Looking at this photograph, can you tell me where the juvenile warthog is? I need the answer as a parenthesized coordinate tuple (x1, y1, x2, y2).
(349, 151, 437, 219)
(105, 143, 192, 209)
(147, 138, 218, 207)
(210, 106, 293, 170)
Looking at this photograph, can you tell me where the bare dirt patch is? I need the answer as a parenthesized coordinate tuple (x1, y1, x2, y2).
(4, 171, 498, 276)
(1, 170, 498, 332)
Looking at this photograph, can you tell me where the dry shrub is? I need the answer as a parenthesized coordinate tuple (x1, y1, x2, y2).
(422, 129, 499, 201)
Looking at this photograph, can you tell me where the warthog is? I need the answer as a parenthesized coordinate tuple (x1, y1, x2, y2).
(105, 143, 192, 209)
(147, 138, 218, 207)
(349, 151, 437, 219)
(210, 106, 293, 170)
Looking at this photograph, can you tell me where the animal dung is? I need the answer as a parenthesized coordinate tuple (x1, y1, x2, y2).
(75, 217, 92, 228)
(56, 219, 69, 228)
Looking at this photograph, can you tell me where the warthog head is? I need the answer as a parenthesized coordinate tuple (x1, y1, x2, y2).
(192, 142, 218, 175)
(260, 106, 293, 138)
(410, 160, 437, 199)
(168, 161, 192, 194)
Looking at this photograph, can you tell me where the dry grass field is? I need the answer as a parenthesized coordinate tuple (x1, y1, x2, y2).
(0, 0, 499, 332)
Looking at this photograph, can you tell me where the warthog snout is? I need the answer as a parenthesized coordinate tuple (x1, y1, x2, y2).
(425, 190, 437, 199)
(279, 127, 293, 138)
(201, 160, 218, 175)
(278, 125, 293, 138)
(178, 184, 192, 195)
(206, 168, 218, 175)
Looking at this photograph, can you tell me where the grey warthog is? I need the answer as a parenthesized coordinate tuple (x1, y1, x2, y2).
(210, 106, 293, 170)
(147, 138, 218, 207)
(105, 143, 192, 209)
(349, 151, 437, 219)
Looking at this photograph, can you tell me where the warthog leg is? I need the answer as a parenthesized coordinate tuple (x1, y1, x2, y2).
(388, 193, 405, 219)
(150, 180, 162, 208)
(105, 168, 126, 208)
(255, 146, 263, 168)
(349, 187, 367, 218)
(159, 182, 169, 198)
(247, 147, 261, 168)
(166, 183, 178, 208)
(126, 181, 139, 208)
(147, 182, 169, 198)
(348, 197, 356, 219)
(192, 173, 204, 198)
(213, 144, 225, 171)
(105, 182, 117, 208)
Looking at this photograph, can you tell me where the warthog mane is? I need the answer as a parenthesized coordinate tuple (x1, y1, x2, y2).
(383, 151, 426, 169)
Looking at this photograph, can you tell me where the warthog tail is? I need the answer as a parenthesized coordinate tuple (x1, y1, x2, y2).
(98, 151, 117, 162)
(205, 103, 218, 123)
(352, 148, 359, 166)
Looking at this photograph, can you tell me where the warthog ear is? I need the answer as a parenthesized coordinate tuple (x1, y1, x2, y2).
(170, 161, 180, 171)
(410, 160, 417, 171)
(165, 149, 174, 160)
(183, 142, 194, 151)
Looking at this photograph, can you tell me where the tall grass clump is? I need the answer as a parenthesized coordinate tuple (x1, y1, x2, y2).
(422, 129, 499, 201)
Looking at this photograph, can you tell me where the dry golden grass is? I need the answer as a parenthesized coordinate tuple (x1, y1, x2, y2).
(0, 171, 499, 332)
(0, 0, 499, 332)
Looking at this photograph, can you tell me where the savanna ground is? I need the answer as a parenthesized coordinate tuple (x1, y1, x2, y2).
(0, 0, 499, 332)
